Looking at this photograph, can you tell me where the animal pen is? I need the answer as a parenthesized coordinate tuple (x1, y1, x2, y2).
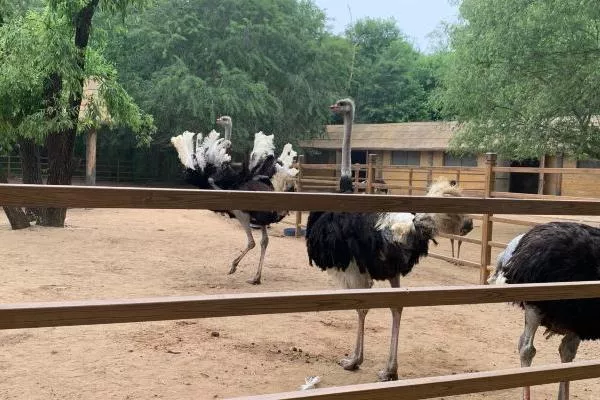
(1, 181, 600, 398)
(294, 152, 600, 285)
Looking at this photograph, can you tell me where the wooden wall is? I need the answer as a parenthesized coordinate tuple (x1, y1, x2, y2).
(560, 158, 600, 198)
(380, 151, 486, 195)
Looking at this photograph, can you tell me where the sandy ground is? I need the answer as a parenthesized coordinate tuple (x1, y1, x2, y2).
(0, 208, 599, 399)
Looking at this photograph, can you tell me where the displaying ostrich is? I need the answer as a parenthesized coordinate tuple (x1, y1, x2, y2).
(215, 115, 298, 192)
(171, 127, 298, 285)
(305, 98, 473, 381)
(488, 223, 600, 400)
(432, 179, 474, 261)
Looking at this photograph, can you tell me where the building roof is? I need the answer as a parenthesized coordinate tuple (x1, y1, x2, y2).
(300, 121, 457, 151)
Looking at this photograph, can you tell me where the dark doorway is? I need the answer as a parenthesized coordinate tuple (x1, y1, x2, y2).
(351, 150, 367, 179)
(509, 159, 539, 194)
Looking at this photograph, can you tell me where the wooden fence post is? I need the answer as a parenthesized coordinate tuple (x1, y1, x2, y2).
(295, 155, 304, 238)
(7, 155, 11, 180)
(353, 163, 360, 193)
(85, 128, 97, 186)
(408, 168, 413, 196)
(480, 153, 497, 284)
(366, 154, 376, 194)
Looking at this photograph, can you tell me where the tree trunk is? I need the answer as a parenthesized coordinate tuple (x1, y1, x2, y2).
(85, 128, 97, 185)
(0, 168, 30, 230)
(37, 0, 99, 228)
(18, 138, 45, 222)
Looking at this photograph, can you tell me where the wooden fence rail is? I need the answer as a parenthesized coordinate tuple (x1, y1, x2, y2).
(2, 183, 600, 214)
(231, 361, 600, 400)
(3, 282, 600, 329)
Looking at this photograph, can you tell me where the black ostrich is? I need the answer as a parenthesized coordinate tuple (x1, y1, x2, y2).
(489, 222, 600, 400)
(171, 128, 297, 285)
(305, 98, 473, 381)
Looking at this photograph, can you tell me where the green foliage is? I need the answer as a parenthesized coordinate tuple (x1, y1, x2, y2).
(439, 0, 600, 160)
(0, 2, 154, 150)
(346, 18, 440, 123)
(103, 0, 353, 155)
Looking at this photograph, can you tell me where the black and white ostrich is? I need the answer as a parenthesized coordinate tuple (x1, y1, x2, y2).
(171, 127, 297, 285)
(489, 223, 600, 400)
(305, 98, 473, 381)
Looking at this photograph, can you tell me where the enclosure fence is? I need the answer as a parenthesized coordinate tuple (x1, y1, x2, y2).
(293, 152, 600, 284)
(1, 183, 600, 398)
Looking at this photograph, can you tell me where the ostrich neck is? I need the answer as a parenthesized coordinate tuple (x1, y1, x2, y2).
(224, 124, 232, 141)
(341, 111, 353, 177)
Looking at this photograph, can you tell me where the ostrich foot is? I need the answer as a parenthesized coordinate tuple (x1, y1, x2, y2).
(246, 277, 261, 285)
(228, 263, 238, 275)
(339, 355, 362, 371)
(377, 368, 398, 382)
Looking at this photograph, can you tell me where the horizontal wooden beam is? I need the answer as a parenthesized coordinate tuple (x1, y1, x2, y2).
(490, 216, 540, 227)
(488, 240, 509, 249)
(428, 252, 481, 268)
(2, 282, 600, 330)
(491, 191, 595, 201)
(493, 166, 600, 175)
(229, 360, 600, 400)
(436, 233, 482, 245)
(2, 184, 600, 215)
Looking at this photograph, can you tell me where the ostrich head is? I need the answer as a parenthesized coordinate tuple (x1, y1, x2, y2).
(330, 98, 355, 116)
(216, 116, 233, 141)
(422, 177, 474, 238)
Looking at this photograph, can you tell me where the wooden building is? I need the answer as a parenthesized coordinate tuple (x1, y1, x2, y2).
(300, 121, 486, 193)
(300, 122, 600, 197)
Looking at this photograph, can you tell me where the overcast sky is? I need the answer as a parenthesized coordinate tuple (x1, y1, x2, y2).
(313, 0, 459, 52)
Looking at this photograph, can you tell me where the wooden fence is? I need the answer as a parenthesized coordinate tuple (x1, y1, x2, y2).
(1, 183, 600, 398)
(0, 155, 140, 183)
(293, 153, 600, 284)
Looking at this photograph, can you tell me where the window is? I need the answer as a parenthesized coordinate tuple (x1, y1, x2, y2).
(391, 151, 420, 166)
(443, 152, 478, 167)
(577, 159, 600, 168)
(305, 150, 334, 164)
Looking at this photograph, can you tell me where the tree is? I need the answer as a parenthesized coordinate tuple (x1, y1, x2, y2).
(103, 0, 353, 159)
(439, 0, 600, 160)
(345, 18, 436, 123)
(0, 0, 154, 227)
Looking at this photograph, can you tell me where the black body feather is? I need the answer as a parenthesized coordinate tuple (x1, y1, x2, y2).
(182, 154, 285, 226)
(306, 175, 435, 280)
(504, 222, 600, 340)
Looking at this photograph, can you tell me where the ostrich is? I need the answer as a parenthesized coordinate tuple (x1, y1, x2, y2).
(215, 115, 298, 229)
(171, 127, 297, 285)
(215, 115, 298, 192)
(488, 223, 600, 400)
(432, 179, 474, 261)
(305, 98, 473, 381)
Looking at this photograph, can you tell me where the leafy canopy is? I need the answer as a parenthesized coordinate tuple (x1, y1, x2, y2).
(0, 1, 155, 150)
(439, 0, 600, 160)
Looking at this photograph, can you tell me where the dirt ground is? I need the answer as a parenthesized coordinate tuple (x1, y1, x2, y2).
(0, 208, 599, 399)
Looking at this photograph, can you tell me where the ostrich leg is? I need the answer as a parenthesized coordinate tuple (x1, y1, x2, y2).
(518, 306, 541, 400)
(457, 240, 463, 259)
(450, 238, 455, 258)
(229, 211, 255, 274)
(339, 308, 368, 370)
(247, 226, 268, 285)
(557, 333, 581, 400)
(378, 275, 402, 381)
